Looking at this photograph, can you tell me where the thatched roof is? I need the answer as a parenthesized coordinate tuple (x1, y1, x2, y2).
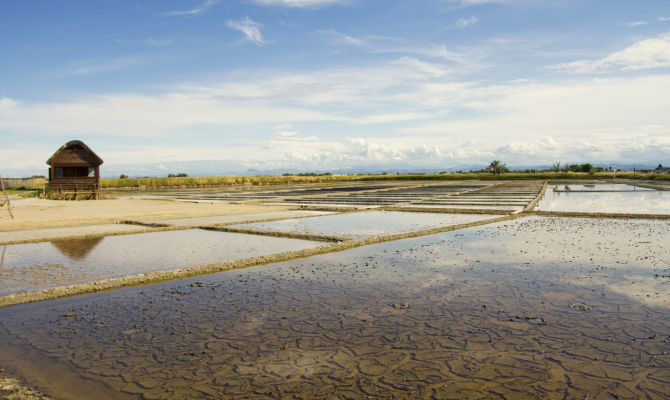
(46, 140, 103, 167)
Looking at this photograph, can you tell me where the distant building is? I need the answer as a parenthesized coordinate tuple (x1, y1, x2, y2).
(656, 164, 670, 174)
(46, 140, 103, 199)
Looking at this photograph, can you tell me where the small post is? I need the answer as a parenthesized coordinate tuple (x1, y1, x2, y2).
(0, 175, 14, 219)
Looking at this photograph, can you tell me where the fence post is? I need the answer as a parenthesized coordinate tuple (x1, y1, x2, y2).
(0, 175, 14, 219)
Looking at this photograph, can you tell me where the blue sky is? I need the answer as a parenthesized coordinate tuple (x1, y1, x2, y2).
(2, 0, 670, 176)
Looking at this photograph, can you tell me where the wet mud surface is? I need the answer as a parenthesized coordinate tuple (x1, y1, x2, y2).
(230, 211, 498, 239)
(0, 216, 668, 399)
(0, 230, 320, 296)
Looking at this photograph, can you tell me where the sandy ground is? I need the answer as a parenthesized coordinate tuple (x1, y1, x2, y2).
(0, 370, 49, 400)
(0, 198, 291, 231)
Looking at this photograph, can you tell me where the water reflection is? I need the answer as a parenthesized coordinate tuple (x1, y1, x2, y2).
(0, 229, 320, 296)
(0, 217, 668, 399)
(550, 184, 652, 191)
(537, 189, 670, 213)
(50, 237, 104, 261)
(231, 211, 497, 238)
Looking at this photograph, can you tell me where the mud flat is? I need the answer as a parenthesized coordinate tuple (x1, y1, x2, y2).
(0, 216, 668, 399)
(0, 198, 292, 231)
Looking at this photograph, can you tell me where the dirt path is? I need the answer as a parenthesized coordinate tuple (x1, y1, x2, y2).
(0, 198, 293, 231)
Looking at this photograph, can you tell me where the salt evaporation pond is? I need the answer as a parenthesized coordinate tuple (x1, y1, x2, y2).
(548, 183, 653, 191)
(0, 217, 668, 399)
(537, 189, 670, 213)
(0, 229, 321, 296)
(230, 210, 498, 238)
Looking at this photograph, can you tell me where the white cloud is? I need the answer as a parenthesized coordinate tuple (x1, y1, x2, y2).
(2, 58, 669, 170)
(456, 16, 479, 29)
(251, 0, 349, 8)
(163, 0, 217, 16)
(375, 44, 469, 65)
(317, 29, 365, 46)
(550, 31, 670, 73)
(226, 17, 265, 46)
(275, 131, 301, 137)
(659, 17, 670, 22)
(625, 21, 648, 28)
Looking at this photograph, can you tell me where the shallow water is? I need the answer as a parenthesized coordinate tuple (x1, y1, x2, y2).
(537, 190, 670, 214)
(549, 184, 653, 191)
(230, 211, 498, 238)
(403, 204, 525, 210)
(0, 229, 321, 296)
(0, 216, 668, 399)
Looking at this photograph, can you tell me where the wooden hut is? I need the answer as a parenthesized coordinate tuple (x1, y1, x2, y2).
(46, 140, 103, 199)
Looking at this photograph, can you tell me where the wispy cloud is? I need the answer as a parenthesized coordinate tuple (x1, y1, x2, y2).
(444, 0, 522, 7)
(65, 56, 141, 76)
(456, 16, 480, 29)
(163, 0, 217, 16)
(226, 17, 266, 46)
(659, 17, 670, 22)
(251, 0, 349, 8)
(142, 38, 174, 47)
(550, 31, 670, 73)
(317, 29, 365, 46)
(376, 44, 469, 65)
(625, 21, 648, 28)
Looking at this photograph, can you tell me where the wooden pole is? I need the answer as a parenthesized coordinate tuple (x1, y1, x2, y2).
(0, 175, 14, 219)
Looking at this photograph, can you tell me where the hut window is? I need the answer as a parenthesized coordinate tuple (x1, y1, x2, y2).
(55, 168, 63, 178)
(88, 167, 96, 177)
(61, 167, 89, 177)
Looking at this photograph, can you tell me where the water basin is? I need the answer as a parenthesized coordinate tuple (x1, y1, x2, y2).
(0, 229, 321, 296)
(230, 211, 498, 238)
(536, 190, 670, 214)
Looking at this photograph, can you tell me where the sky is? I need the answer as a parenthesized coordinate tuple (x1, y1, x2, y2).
(2, 0, 670, 177)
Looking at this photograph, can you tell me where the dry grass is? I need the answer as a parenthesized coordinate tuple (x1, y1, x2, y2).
(100, 171, 670, 189)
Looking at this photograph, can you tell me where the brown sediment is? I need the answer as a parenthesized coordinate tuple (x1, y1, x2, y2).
(0, 213, 521, 308)
(0, 198, 296, 231)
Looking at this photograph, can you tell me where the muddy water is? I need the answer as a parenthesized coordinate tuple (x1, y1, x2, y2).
(0, 217, 668, 399)
(537, 189, 670, 214)
(0, 229, 321, 296)
(230, 211, 498, 239)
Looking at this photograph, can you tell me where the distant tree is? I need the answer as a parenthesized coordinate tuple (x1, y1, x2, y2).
(552, 161, 561, 173)
(120, 174, 128, 179)
(489, 160, 508, 175)
(168, 173, 188, 177)
(580, 163, 594, 173)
